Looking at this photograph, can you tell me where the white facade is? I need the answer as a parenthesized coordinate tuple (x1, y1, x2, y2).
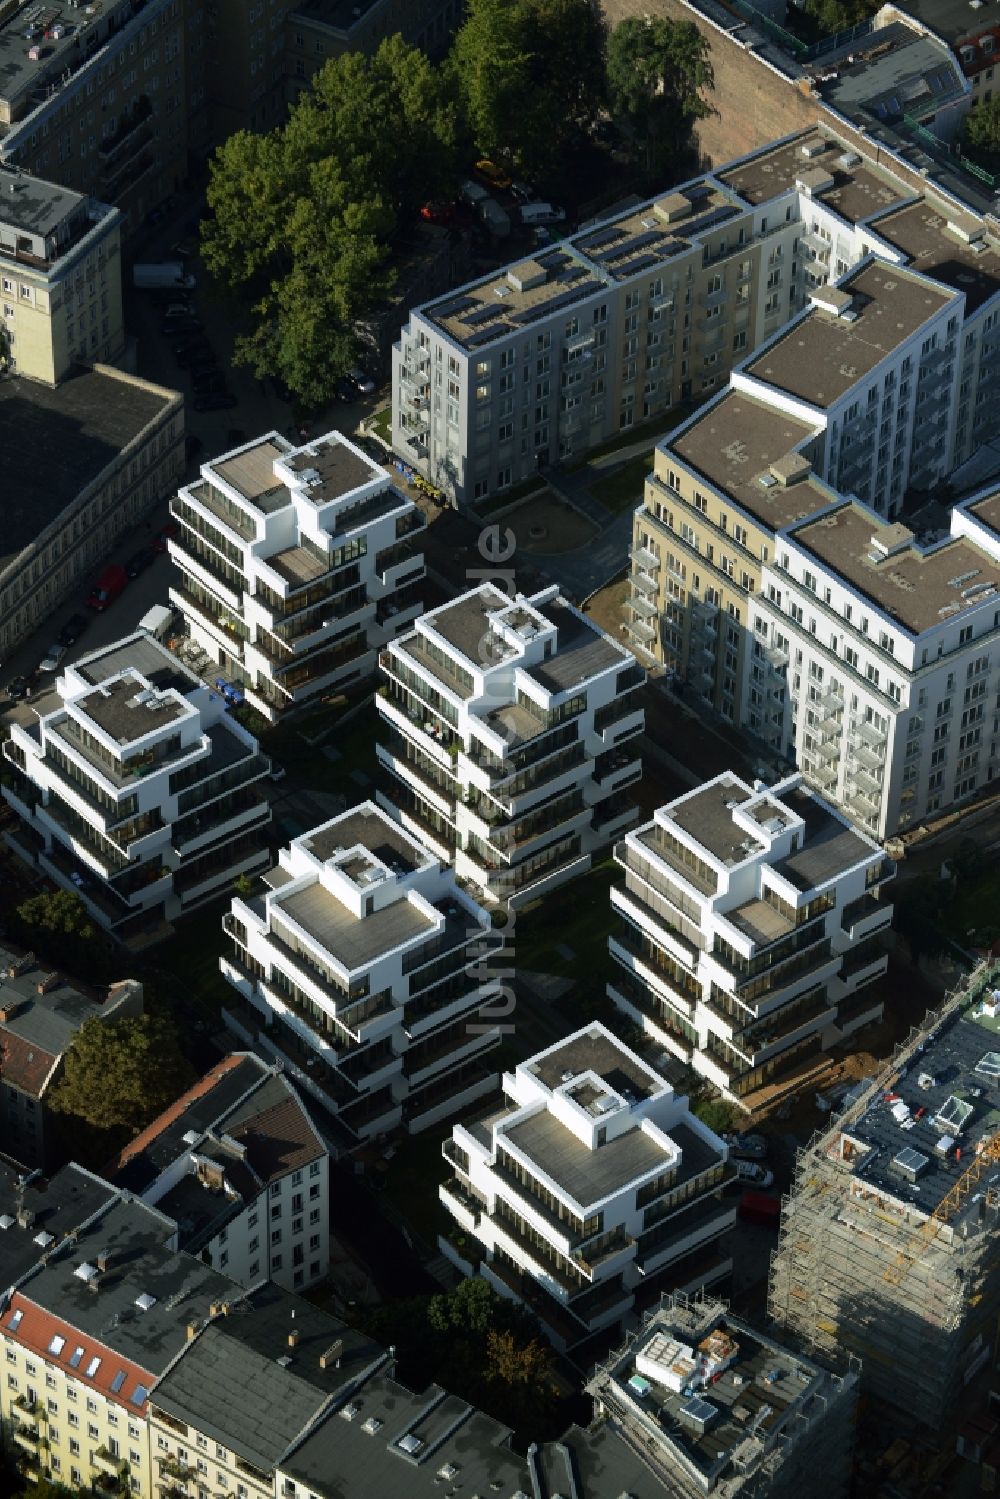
(169, 428, 426, 723)
(377, 583, 645, 907)
(757, 492, 1000, 838)
(1, 632, 271, 930)
(438, 1022, 734, 1350)
(220, 801, 507, 1143)
(608, 773, 894, 1110)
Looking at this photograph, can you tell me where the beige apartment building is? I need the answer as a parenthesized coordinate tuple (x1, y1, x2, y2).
(0, 166, 123, 385)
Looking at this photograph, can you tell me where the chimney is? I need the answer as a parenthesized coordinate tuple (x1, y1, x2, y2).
(35, 973, 59, 995)
(186, 1321, 199, 1341)
(96, 1250, 111, 1273)
(319, 1338, 344, 1370)
(16, 1209, 34, 1231)
(288, 1329, 300, 1349)
(0, 1001, 19, 1024)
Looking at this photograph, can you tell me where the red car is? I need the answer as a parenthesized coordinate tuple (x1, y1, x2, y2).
(86, 564, 128, 611)
(420, 201, 454, 225)
(153, 523, 179, 553)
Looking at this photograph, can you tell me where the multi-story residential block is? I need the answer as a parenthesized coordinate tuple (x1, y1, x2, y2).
(586, 1293, 859, 1499)
(0, 1189, 233, 1497)
(376, 582, 645, 906)
(147, 1280, 381, 1499)
(109, 1052, 330, 1294)
(0, 0, 187, 233)
(0, 166, 123, 384)
(0, 367, 182, 659)
(219, 800, 506, 1144)
(769, 957, 1000, 1430)
(0, 946, 143, 1171)
(438, 1023, 734, 1350)
(2, 632, 271, 932)
(168, 428, 426, 724)
(608, 772, 894, 1112)
(393, 167, 812, 507)
(0, 1159, 117, 1295)
(283, 0, 461, 110)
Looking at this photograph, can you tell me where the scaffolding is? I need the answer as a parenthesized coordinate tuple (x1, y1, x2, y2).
(768, 960, 1000, 1431)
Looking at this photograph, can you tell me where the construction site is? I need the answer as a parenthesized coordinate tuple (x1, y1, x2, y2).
(768, 959, 1000, 1434)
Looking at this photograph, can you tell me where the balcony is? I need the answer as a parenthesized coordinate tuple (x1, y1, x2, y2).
(439, 1177, 484, 1233)
(841, 891, 893, 941)
(13, 1426, 40, 1454)
(94, 1446, 127, 1478)
(629, 543, 659, 570)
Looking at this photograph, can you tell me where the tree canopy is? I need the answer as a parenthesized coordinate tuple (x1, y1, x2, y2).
(8, 888, 110, 981)
(49, 1012, 194, 1138)
(963, 97, 1000, 157)
(450, 0, 607, 180)
(201, 35, 459, 407)
(606, 17, 714, 178)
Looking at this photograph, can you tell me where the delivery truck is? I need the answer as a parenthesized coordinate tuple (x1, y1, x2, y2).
(133, 262, 197, 291)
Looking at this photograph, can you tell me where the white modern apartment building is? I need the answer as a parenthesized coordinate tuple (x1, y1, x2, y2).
(219, 800, 506, 1144)
(169, 428, 426, 723)
(376, 583, 645, 907)
(608, 773, 894, 1111)
(392, 123, 1000, 508)
(438, 1023, 734, 1350)
(755, 489, 1000, 838)
(1, 632, 271, 932)
(111, 1052, 331, 1295)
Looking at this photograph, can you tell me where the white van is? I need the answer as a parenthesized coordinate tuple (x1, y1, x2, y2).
(138, 604, 177, 641)
(518, 202, 567, 227)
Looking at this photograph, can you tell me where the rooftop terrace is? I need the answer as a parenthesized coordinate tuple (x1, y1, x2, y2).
(526, 1029, 662, 1101)
(285, 437, 382, 505)
(299, 806, 429, 876)
(871, 196, 1000, 316)
(790, 502, 1000, 635)
(502, 1109, 674, 1206)
(746, 260, 956, 408)
(78, 674, 191, 745)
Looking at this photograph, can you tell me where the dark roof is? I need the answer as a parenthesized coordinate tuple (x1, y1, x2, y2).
(15, 1195, 233, 1376)
(222, 1076, 325, 1182)
(527, 600, 627, 693)
(424, 587, 510, 662)
(0, 1162, 116, 1294)
(151, 1281, 381, 1471)
(774, 789, 876, 891)
(76, 633, 200, 695)
(281, 1373, 529, 1497)
(503, 1110, 674, 1207)
(0, 370, 175, 575)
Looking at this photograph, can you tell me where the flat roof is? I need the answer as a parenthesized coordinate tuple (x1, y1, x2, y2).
(790, 502, 1000, 635)
(774, 788, 876, 890)
(76, 633, 200, 695)
(883, 0, 997, 45)
(718, 130, 908, 225)
(968, 492, 1000, 539)
(77, 674, 189, 744)
(526, 600, 627, 692)
(0, 1162, 116, 1292)
(0, 167, 86, 240)
(871, 197, 1000, 316)
(300, 806, 429, 875)
(667, 390, 827, 531)
(288, 0, 386, 32)
(843, 986, 1000, 1225)
(745, 260, 956, 408)
(421, 586, 511, 663)
(151, 1281, 379, 1471)
(427, 247, 607, 349)
(0, 370, 175, 577)
(668, 778, 763, 867)
(285, 437, 381, 504)
(527, 1029, 662, 1100)
(277, 882, 433, 972)
(209, 439, 288, 512)
(502, 1110, 673, 1206)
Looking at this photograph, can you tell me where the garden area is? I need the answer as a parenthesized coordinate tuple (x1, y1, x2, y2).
(589, 452, 654, 513)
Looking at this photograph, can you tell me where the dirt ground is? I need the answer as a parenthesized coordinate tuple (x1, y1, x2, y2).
(505, 490, 597, 554)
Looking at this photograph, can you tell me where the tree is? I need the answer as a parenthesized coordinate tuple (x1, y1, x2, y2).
(49, 1013, 195, 1137)
(606, 17, 713, 178)
(803, 0, 878, 39)
(450, 0, 606, 180)
(485, 1327, 554, 1387)
(21, 1480, 76, 1499)
(9, 888, 109, 981)
(964, 98, 1000, 157)
(694, 1096, 736, 1134)
(427, 1275, 498, 1334)
(201, 36, 459, 407)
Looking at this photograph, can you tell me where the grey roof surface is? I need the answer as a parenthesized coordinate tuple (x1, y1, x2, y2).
(282, 1373, 529, 1497)
(528, 1031, 662, 1100)
(151, 1281, 379, 1471)
(423, 587, 511, 663)
(285, 437, 380, 504)
(303, 807, 428, 874)
(0, 371, 174, 575)
(79, 674, 190, 744)
(822, 26, 963, 124)
(844, 996, 1000, 1224)
(502, 1110, 674, 1207)
(0, 1162, 115, 1294)
(718, 128, 908, 225)
(668, 779, 762, 867)
(528, 600, 627, 693)
(277, 880, 433, 972)
(0, 168, 86, 239)
(774, 789, 875, 890)
(871, 196, 1000, 316)
(0, 956, 104, 1060)
(76, 633, 200, 694)
(884, 0, 995, 44)
(18, 1196, 233, 1375)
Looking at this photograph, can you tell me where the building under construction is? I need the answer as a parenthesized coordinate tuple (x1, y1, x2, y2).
(768, 959, 1000, 1430)
(586, 1293, 858, 1499)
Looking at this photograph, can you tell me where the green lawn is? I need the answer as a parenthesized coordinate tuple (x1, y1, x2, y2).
(589, 452, 654, 512)
(942, 868, 1000, 941)
(368, 406, 392, 445)
(508, 858, 621, 1033)
(262, 697, 379, 792)
(378, 1124, 453, 1247)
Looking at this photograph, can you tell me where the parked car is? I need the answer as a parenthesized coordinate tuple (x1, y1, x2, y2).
(153, 523, 179, 553)
(7, 671, 39, 701)
(39, 642, 67, 673)
(474, 157, 512, 190)
(125, 547, 156, 578)
(58, 613, 89, 647)
(161, 315, 203, 336)
(723, 1131, 769, 1161)
(162, 300, 194, 320)
(334, 376, 356, 403)
(193, 370, 227, 395)
(175, 342, 213, 368)
(509, 179, 533, 204)
(739, 1190, 780, 1228)
(194, 391, 238, 412)
(346, 367, 376, 396)
(86, 563, 128, 611)
(733, 1160, 775, 1189)
(420, 200, 454, 224)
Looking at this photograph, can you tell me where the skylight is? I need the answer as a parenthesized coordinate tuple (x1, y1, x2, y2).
(8, 1309, 22, 1331)
(84, 1356, 101, 1379)
(68, 1346, 85, 1369)
(134, 1293, 157, 1312)
(47, 1335, 66, 1356)
(131, 1384, 149, 1406)
(110, 1370, 127, 1395)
